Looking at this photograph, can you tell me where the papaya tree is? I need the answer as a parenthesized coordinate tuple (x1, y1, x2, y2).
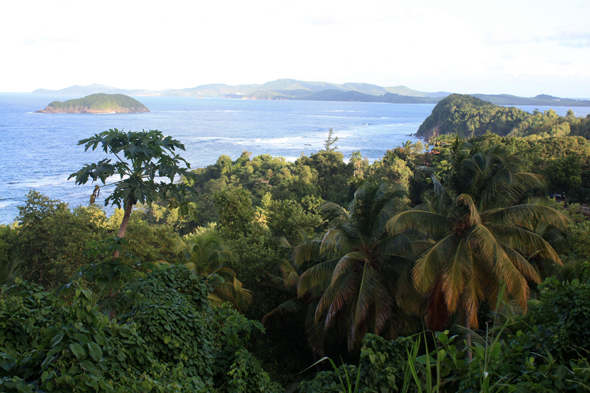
(69, 129, 195, 249)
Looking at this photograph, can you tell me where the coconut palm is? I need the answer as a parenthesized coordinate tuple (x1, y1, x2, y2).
(293, 181, 417, 354)
(401, 140, 413, 154)
(387, 145, 569, 332)
(174, 229, 252, 312)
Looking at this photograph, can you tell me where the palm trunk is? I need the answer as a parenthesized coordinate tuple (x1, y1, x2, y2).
(465, 307, 472, 362)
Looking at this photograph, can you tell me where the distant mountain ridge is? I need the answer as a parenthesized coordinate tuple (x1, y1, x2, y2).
(33, 84, 156, 96)
(32, 79, 590, 107)
(32, 78, 448, 98)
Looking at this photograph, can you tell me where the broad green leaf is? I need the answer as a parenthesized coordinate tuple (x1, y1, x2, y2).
(80, 360, 97, 374)
(87, 342, 103, 362)
(70, 343, 86, 360)
(571, 278, 580, 288)
(50, 332, 65, 347)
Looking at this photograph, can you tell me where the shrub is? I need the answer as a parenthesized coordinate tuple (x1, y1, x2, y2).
(299, 334, 414, 393)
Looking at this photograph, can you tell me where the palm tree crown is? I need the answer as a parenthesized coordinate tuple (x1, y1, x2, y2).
(174, 228, 252, 312)
(294, 181, 415, 353)
(388, 144, 569, 330)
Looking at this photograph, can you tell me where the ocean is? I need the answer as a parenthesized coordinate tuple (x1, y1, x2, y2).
(1, 93, 589, 224)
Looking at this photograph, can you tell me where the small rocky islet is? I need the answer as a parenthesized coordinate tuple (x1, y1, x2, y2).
(36, 93, 149, 114)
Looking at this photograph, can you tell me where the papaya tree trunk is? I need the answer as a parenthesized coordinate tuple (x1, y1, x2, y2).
(117, 200, 134, 238)
(113, 199, 134, 259)
(109, 199, 134, 320)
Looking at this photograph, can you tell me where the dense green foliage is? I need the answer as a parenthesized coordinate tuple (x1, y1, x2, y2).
(429, 133, 590, 203)
(46, 94, 148, 111)
(12, 192, 108, 289)
(0, 266, 282, 392)
(4, 102, 590, 391)
(526, 275, 590, 362)
(298, 334, 414, 393)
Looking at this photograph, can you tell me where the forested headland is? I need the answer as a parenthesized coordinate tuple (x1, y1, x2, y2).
(417, 94, 590, 139)
(2, 96, 590, 392)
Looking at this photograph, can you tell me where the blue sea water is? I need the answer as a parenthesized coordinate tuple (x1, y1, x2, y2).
(1, 93, 589, 224)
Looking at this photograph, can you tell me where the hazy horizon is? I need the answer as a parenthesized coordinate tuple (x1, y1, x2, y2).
(0, 79, 585, 100)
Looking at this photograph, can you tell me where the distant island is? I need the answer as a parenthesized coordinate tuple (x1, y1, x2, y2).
(36, 93, 149, 114)
(32, 78, 590, 107)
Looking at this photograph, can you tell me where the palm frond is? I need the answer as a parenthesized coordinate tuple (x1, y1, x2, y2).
(514, 172, 545, 190)
(484, 204, 569, 231)
(460, 261, 487, 329)
(320, 202, 348, 222)
(498, 243, 541, 286)
(412, 234, 458, 293)
(351, 267, 392, 338)
(320, 228, 354, 256)
(279, 259, 301, 288)
(457, 194, 482, 225)
(429, 175, 454, 215)
(373, 286, 398, 335)
(262, 298, 304, 326)
(394, 260, 425, 315)
(331, 252, 367, 286)
(408, 240, 436, 258)
(377, 233, 414, 257)
(441, 239, 472, 313)
(453, 325, 487, 347)
(486, 224, 562, 267)
(294, 239, 323, 267)
(323, 270, 360, 328)
(387, 210, 451, 238)
(469, 224, 529, 309)
(371, 197, 405, 241)
(305, 299, 327, 356)
(298, 259, 339, 296)
(210, 267, 238, 282)
(278, 236, 292, 249)
(213, 278, 252, 312)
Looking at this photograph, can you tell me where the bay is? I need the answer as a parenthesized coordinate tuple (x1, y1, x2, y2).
(1, 93, 589, 224)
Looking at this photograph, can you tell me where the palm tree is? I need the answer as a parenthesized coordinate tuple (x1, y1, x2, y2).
(387, 145, 569, 332)
(293, 181, 417, 354)
(174, 228, 252, 312)
(402, 140, 413, 154)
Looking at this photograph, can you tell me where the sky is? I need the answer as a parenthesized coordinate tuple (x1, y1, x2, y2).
(1, 0, 589, 97)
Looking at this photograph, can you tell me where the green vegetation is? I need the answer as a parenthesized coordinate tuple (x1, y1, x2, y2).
(416, 94, 590, 139)
(39, 94, 149, 113)
(3, 108, 590, 391)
